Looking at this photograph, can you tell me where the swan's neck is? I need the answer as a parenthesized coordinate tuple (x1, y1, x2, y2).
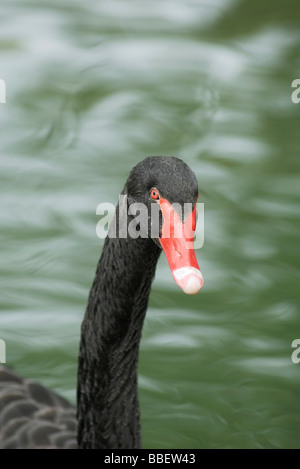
(77, 230, 161, 449)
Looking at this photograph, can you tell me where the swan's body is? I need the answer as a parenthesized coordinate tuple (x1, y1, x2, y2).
(0, 156, 203, 449)
(0, 366, 77, 449)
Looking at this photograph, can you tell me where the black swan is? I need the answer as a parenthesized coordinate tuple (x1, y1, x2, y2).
(0, 156, 204, 449)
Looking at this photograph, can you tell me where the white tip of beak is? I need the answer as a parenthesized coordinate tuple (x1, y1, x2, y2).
(173, 267, 204, 295)
(182, 275, 203, 294)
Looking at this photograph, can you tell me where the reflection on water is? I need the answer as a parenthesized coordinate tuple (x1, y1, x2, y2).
(1, 0, 300, 449)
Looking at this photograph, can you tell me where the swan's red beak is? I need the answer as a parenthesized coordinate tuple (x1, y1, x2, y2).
(158, 199, 204, 294)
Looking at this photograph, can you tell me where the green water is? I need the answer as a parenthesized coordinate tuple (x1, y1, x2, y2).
(1, 0, 300, 449)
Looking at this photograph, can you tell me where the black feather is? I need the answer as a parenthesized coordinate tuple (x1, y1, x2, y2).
(0, 156, 199, 449)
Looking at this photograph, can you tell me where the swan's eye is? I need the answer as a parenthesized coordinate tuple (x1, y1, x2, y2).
(150, 188, 160, 200)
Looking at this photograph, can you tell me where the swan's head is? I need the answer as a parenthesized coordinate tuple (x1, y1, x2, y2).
(125, 156, 204, 294)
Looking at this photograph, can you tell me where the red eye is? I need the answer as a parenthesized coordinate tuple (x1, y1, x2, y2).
(150, 188, 160, 200)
